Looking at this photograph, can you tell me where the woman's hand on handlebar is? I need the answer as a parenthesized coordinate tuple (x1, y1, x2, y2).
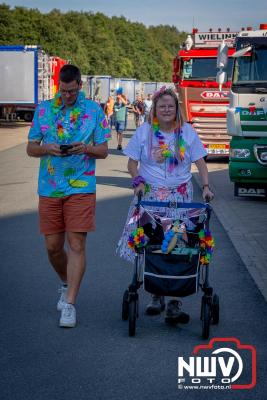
(134, 183, 145, 196)
(202, 186, 214, 202)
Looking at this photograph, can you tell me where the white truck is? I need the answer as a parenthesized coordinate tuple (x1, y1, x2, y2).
(217, 24, 267, 197)
(0, 45, 66, 121)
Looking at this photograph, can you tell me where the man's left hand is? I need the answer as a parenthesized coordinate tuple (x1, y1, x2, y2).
(67, 142, 88, 155)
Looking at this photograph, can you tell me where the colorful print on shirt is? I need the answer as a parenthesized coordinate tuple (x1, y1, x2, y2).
(28, 91, 111, 197)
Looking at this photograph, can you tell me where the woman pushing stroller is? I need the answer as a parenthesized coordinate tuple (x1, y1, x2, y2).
(117, 87, 214, 324)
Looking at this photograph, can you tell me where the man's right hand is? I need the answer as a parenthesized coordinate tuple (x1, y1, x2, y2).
(43, 143, 62, 156)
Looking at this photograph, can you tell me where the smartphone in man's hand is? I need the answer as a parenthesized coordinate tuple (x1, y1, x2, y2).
(60, 144, 73, 155)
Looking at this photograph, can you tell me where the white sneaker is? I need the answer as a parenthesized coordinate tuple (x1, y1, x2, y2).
(57, 285, 68, 311)
(59, 303, 76, 328)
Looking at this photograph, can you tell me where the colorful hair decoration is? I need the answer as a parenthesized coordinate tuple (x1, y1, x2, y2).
(128, 227, 146, 250)
(199, 229, 215, 265)
(152, 85, 167, 100)
(152, 117, 159, 132)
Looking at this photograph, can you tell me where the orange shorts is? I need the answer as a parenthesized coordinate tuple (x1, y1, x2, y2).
(39, 194, 96, 234)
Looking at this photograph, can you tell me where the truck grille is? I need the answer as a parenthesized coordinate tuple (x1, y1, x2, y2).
(191, 117, 229, 145)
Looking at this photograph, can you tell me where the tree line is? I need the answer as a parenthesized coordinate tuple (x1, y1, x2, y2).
(0, 3, 187, 81)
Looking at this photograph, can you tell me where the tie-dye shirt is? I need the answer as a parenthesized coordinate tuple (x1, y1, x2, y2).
(28, 91, 111, 197)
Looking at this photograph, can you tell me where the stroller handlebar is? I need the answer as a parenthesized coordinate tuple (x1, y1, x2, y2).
(138, 200, 212, 211)
(135, 199, 212, 225)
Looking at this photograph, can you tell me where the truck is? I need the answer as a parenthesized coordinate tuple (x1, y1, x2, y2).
(216, 24, 267, 197)
(0, 45, 66, 121)
(172, 28, 237, 156)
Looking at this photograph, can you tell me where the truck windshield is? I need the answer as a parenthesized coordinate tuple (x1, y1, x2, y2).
(232, 46, 267, 85)
(181, 57, 233, 80)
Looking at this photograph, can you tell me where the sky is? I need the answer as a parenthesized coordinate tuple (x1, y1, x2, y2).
(3, 0, 265, 33)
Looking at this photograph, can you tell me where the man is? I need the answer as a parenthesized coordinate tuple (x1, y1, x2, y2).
(113, 93, 127, 150)
(27, 64, 111, 328)
(144, 94, 152, 122)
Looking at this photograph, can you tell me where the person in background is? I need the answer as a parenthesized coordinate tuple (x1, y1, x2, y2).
(132, 95, 145, 128)
(117, 87, 214, 324)
(144, 94, 152, 122)
(114, 92, 127, 150)
(27, 64, 111, 328)
(121, 93, 131, 130)
(104, 96, 115, 129)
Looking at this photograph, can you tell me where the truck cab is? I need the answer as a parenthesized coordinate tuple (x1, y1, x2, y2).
(173, 28, 237, 156)
(217, 24, 267, 197)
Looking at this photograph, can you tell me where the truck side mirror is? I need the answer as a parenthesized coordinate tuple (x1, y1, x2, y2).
(217, 40, 229, 69)
(216, 70, 227, 91)
(216, 40, 228, 91)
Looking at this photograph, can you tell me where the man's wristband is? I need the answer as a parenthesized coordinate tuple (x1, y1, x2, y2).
(132, 175, 146, 188)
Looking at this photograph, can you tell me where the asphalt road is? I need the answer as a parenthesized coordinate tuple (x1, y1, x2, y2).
(0, 129, 266, 399)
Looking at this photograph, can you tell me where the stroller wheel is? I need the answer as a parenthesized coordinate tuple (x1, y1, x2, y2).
(212, 294, 219, 325)
(122, 289, 129, 321)
(129, 294, 138, 337)
(201, 296, 211, 340)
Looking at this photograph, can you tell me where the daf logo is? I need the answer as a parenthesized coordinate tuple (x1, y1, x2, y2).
(260, 97, 266, 102)
(201, 91, 229, 99)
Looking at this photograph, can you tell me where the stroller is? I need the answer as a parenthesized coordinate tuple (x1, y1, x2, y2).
(121, 194, 219, 339)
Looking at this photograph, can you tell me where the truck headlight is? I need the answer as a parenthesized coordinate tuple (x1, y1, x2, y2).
(230, 149, 250, 158)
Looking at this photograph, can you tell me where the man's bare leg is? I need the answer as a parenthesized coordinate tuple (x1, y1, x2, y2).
(65, 232, 87, 304)
(45, 232, 67, 282)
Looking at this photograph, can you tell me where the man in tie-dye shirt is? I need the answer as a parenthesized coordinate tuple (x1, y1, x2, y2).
(27, 64, 111, 328)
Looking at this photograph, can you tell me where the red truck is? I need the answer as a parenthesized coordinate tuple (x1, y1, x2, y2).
(173, 28, 237, 156)
(0, 46, 67, 121)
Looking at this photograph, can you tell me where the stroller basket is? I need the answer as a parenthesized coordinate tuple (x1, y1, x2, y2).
(144, 246, 200, 297)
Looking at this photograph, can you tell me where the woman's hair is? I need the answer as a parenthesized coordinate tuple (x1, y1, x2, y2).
(149, 87, 184, 127)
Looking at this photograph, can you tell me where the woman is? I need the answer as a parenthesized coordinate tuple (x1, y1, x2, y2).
(117, 87, 214, 324)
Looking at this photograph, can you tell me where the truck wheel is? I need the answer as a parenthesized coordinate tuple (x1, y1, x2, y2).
(24, 112, 33, 122)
